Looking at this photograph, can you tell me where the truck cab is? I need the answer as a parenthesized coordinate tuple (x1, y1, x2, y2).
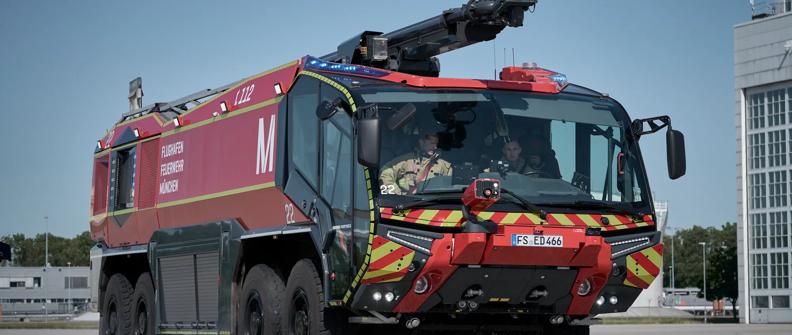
(275, 57, 683, 332)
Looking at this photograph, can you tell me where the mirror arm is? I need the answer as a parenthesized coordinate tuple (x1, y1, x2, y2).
(631, 115, 671, 139)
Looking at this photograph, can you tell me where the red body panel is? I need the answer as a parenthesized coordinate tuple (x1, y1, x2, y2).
(91, 61, 305, 247)
(91, 58, 575, 247)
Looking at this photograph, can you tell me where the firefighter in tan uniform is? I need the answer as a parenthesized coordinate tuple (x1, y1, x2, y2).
(380, 133, 453, 195)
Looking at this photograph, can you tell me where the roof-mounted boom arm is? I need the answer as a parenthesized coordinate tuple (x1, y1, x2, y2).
(321, 0, 537, 77)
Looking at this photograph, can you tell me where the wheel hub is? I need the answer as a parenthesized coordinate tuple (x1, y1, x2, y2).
(247, 293, 263, 335)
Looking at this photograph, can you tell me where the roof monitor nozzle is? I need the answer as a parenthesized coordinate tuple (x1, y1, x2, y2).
(128, 77, 143, 113)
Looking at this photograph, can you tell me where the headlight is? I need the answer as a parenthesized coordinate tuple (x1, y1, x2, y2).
(414, 276, 429, 294)
(576, 278, 592, 296)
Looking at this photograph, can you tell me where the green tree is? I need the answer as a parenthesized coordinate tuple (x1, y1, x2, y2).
(662, 223, 738, 317)
(709, 222, 738, 320)
(1, 231, 93, 267)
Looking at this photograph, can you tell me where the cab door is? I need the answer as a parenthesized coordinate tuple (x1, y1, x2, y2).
(281, 75, 354, 301)
(318, 83, 355, 301)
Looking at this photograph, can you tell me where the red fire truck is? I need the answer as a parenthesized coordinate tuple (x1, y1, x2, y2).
(89, 1, 685, 334)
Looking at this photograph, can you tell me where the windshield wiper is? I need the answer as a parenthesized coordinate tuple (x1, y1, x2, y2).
(383, 191, 464, 211)
(414, 189, 465, 196)
(541, 200, 644, 217)
(499, 188, 547, 220)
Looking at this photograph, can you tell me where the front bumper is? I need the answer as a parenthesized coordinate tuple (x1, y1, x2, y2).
(350, 223, 662, 317)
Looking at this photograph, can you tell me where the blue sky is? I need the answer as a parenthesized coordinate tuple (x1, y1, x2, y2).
(0, 1, 750, 237)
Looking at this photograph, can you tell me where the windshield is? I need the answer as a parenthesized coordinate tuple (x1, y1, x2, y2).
(358, 87, 649, 210)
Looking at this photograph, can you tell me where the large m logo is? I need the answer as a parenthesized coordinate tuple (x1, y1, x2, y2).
(256, 115, 276, 175)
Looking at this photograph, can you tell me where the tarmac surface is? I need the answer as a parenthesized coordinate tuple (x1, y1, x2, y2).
(591, 324, 792, 335)
(1, 324, 791, 335)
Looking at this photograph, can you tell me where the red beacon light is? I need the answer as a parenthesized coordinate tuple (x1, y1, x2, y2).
(499, 62, 568, 93)
(462, 178, 501, 212)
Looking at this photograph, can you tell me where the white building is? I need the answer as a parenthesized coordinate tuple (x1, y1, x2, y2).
(0, 266, 90, 317)
(629, 201, 668, 308)
(736, 0, 792, 323)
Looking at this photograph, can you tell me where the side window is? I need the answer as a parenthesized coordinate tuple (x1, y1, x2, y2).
(288, 77, 320, 187)
(353, 164, 370, 267)
(321, 84, 353, 217)
(92, 155, 110, 214)
(113, 146, 137, 210)
(322, 115, 352, 216)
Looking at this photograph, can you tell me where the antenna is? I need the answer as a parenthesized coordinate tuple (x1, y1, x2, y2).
(493, 41, 497, 80)
(512, 48, 515, 66)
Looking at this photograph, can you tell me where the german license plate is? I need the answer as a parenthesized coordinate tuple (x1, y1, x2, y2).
(511, 234, 563, 247)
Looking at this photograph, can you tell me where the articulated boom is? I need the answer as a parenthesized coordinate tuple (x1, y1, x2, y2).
(322, 0, 537, 76)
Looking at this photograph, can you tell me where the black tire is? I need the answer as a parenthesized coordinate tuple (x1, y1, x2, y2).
(100, 273, 133, 335)
(131, 273, 156, 335)
(281, 259, 327, 335)
(238, 264, 285, 335)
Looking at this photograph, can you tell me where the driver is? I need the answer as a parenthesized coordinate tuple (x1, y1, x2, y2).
(522, 133, 562, 178)
(380, 133, 453, 195)
(500, 140, 528, 173)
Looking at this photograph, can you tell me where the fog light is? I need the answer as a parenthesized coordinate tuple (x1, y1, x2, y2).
(414, 276, 429, 294)
(609, 296, 618, 305)
(372, 291, 382, 302)
(576, 278, 592, 296)
(596, 296, 605, 306)
(405, 317, 421, 329)
(385, 292, 395, 302)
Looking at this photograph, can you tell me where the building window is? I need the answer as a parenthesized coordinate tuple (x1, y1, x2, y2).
(767, 89, 786, 127)
(752, 253, 769, 289)
(9, 281, 26, 288)
(768, 130, 787, 167)
(772, 295, 790, 308)
(750, 133, 766, 169)
(789, 87, 792, 118)
(64, 276, 88, 289)
(751, 173, 767, 209)
(753, 296, 769, 308)
(752, 213, 768, 249)
(33, 277, 40, 288)
(770, 252, 789, 289)
(769, 171, 787, 207)
(750, 92, 765, 130)
(769, 212, 789, 249)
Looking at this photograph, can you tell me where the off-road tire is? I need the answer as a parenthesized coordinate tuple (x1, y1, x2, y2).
(281, 259, 328, 335)
(131, 273, 156, 335)
(100, 273, 133, 335)
(238, 264, 285, 335)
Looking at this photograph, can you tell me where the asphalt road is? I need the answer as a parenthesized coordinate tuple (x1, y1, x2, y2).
(1, 324, 791, 335)
(591, 324, 792, 335)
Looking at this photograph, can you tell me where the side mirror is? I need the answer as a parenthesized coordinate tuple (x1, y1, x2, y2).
(666, 129, 686, 180)
(316, 98, 346, 120)
(632, 115, 686, 180)
(357, 118, 380, 168)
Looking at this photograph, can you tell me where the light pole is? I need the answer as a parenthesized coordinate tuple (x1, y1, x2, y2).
(669, 227, 676, 306)
(67, 262, 72, 315)
(699, 241, 707, 323)
(43, 215, 48, 323)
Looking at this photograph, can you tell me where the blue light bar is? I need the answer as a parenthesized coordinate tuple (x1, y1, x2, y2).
(304, 56, 389, 77)
(548, 73, 568, 88)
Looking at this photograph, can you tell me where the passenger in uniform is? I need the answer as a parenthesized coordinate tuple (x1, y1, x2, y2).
(521, 133, 562, 178)
(380, 133, 453, 195)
